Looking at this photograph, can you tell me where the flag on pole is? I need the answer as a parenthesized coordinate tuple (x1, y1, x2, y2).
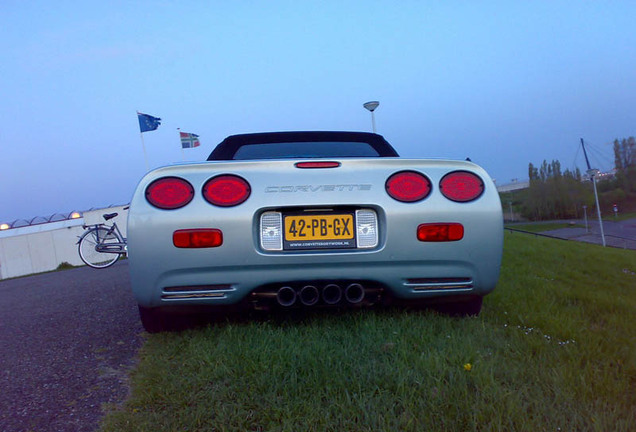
(138, 112, 162, 133)
(180, 132, 200, 148)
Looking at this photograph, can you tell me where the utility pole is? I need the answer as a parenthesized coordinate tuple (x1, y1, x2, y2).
(580, 138, 606, 247)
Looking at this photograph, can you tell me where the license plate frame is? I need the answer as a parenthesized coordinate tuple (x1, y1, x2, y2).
(283, 212, 356, 250)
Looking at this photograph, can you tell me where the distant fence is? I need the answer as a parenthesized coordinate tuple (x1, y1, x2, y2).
(505, 228, 636, 250)
(2, 211, 83, 230)
(505, 228, 569, 240)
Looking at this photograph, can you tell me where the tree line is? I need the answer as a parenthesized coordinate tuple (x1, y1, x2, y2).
(505, 137, 636, 221)
(522, 160, 591, 220)
(612, 137, 636, 194)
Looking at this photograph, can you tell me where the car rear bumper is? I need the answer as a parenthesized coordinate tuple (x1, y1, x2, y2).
(130, 251, 500, 308)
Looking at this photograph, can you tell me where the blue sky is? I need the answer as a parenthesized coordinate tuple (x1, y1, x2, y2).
(1, 1, 635, 222)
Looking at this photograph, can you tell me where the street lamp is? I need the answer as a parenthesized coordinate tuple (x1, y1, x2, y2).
(363, 101, 380, 133)
(581, 139, 606, 247)
(587, 168, 606, 247)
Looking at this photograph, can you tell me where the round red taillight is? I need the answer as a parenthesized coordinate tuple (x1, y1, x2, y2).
(439, 171, 484, 202)
(145, 177, 194, 209)
(385, 171, 431, 203)
(203, 175, 251, 207)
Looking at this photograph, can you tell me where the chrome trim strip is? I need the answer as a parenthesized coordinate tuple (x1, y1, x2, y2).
(408, 286, 473, 292)
(161, 292, 226, 300)
(404, 279, 474, 291)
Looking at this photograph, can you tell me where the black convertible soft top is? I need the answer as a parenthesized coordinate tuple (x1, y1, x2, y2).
(207, 131, 399, 161)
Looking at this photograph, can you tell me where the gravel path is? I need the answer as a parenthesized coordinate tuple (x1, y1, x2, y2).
(0, 261, 143, 432)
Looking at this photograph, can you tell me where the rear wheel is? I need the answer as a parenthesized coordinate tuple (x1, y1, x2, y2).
(138, 306, 170, 333)
(138, 306, 201, 333)
(435, 296, 483, 317)
(78, 227, 121, 268)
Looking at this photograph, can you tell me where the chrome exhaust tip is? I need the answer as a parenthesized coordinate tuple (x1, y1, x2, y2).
(345, 283, 365, 304)
(322, 284, 342, 305)
(299, 285, 320, 306)
(276, 286, 297, 307)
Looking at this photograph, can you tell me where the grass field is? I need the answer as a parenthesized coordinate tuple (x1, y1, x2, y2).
(101, 232, 636, 431)
(604, 212, 636, 222)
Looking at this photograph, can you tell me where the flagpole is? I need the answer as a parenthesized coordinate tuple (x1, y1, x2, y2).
(178, 128, 185, 162)
(137, 111, 149, 171)
(137, 110, 161, 172)
(140, 132, 149, 171)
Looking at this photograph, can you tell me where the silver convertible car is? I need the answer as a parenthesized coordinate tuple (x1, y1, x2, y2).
(128, 131, 503, 332)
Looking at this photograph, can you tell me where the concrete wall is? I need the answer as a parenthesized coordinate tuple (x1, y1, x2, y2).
(0, 205, 129, 279)
(496, 180, 529, 193)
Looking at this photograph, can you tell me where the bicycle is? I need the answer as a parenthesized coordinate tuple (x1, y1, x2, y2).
(77, 207, 128, 269)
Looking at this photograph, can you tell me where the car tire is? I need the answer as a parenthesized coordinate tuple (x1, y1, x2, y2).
(138, 306, 170, 333)
(435, 296, 483, 317)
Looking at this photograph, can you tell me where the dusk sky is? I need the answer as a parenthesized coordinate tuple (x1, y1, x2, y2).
(2, 1, 635, 222)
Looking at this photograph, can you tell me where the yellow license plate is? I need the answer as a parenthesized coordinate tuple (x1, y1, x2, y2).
(284, 214, 354, 241)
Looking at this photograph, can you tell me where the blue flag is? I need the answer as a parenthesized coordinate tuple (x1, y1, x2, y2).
(138, 112, 162, 133)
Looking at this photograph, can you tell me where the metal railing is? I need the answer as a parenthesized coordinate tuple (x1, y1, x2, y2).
(505, 227, 636, 250)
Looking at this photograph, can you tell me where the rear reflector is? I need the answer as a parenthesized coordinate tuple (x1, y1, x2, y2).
(146, 177, 194, 210)
(386, 171, 431, 202)
(439, 171, 484, 202)
(203, 175, 251, 207)
(417, 223, 464, 242)
(173, 229, 223, 248)
(295, 161, 341, 169)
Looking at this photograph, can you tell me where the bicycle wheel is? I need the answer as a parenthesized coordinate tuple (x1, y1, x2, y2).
(78, 227, 121, 268)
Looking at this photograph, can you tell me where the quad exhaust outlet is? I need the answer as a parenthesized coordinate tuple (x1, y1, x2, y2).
(299, 285, 320, 306)
(276, 286, 296, 307)
(345, 283, 365, 304)
(322, 284, 342, 305)
(274, 283, 366, 307)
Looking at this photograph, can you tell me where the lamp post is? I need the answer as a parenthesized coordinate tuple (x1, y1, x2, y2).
(588, 168, 606, 247)
(363, 101, 380, 133)
(581, 139, 606, 247)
